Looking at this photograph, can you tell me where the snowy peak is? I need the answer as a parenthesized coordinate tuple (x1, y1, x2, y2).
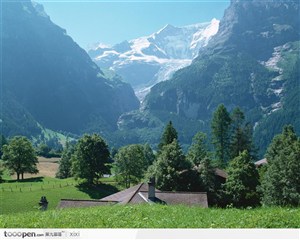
(191, 18, 219, 50)
(88, 19, 220, 100)
(90, 18, 220, 62)
(155, 23, 177, 36)
(147, 18, 220, 59)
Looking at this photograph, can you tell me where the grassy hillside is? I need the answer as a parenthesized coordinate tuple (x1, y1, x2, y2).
(1, 205, 299, 228)
(0, 177, 118, 215)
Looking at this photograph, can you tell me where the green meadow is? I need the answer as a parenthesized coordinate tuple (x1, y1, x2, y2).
(1, 176, 299, 228)
(0, 177, 118, 215)
(1, 205, 299, 228)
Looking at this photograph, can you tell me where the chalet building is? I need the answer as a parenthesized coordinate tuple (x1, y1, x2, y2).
(58, 169, 228, 209)
(254, 158, 268, 167)
(214, 168, 227, 184)
(58, 178, 208, 209)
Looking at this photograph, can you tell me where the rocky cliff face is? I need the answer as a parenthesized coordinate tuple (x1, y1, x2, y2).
(205, 0, 300, 60)
(1, 1, 139, 137)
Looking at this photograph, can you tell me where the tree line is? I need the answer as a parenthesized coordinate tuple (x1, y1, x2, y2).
(0, 104, 299, 207)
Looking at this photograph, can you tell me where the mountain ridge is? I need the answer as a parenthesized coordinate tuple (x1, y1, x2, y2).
(120, 0, 300, 155)
(1, 0, 139, 140)
(88, 18, 220, 100)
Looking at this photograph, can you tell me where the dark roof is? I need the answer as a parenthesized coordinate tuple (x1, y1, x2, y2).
(255, 158, 268, 166)
(100, 183, 160, 204)
(132, 191, 208, 207)
(99, 183, 143, 204)
(58, 183, 208, 209)
(58, 199, 117, 209)
(215, 168, 228, 179)
(100, 183, 208, 207)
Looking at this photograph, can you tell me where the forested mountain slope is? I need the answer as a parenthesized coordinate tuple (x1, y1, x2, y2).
(1, 1, 139, 138)
(121, 0, 300, 155)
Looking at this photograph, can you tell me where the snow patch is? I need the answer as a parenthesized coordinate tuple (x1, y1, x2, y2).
(95, 50, 119, 60)
(191, 18, 219, 50)
(270, 102, 282, 114)
(155, 59, 192, 82)
(272, 87, 284, 97)
(134, 59, 192, 101)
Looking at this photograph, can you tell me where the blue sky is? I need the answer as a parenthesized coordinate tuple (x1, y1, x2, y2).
(36, 1, 230, 50)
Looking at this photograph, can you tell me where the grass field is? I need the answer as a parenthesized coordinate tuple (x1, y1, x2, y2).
(1, 205, 299, 228)
(0, 177, 119, 215)
(11, 157, 60, 179)
(1, 155, 119, 215)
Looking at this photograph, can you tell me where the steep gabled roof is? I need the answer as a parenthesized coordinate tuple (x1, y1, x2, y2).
(100, 183, 208, 207)
(133, 191, 208, 207)
(58, 182, 208, 209)
(255, 158, 268, 166)
(100, 183, 161, 204)
(215, 168, 228, 179)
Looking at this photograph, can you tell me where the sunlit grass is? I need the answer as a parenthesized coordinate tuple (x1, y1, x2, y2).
(0, 177, 119, 214)
(1, 205, 299, 228)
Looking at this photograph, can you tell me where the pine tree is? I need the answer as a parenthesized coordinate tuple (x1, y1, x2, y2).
(186, 132, 208, 166)
(143, 144, 155, 166)
(185, 132, 221, 204)
(158, 121, 178, 151)
(211, 104, 231, 167)
(154, 139, 191, 191)
(230, 107, 256, 160)
(261, 125, 300, 206)
(223, 150, 260, 207)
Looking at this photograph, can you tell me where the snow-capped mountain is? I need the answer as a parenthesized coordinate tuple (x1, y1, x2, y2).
(88, 18, 219, 101)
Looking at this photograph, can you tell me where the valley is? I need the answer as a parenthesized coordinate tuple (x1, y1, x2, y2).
(1, 0, 299, 157)
(0, 0, 299, 231)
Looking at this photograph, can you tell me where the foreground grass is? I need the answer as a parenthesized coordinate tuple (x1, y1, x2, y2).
(1, 205, 299, 228)
(0, 177, 119, 214)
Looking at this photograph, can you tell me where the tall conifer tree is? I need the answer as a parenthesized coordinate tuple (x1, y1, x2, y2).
(187, 132, 208, 166)
(230, 107, 255, 160)
(211, 104, 231, 167)
(158, 121, 178, 151)
(154, 139, 191, 191)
